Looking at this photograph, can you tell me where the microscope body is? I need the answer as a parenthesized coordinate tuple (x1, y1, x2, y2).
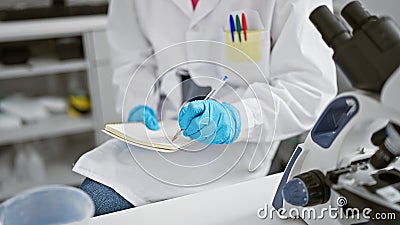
(273, 2, 400, 224)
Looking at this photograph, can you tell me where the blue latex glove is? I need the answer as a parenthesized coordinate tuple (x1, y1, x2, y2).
(178, 100, 241, 144)
(127, 105, 160, 130)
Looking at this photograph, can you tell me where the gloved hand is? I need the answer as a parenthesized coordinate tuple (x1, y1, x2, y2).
(178, 100, 241, 144)
(127, 105, 160, 130)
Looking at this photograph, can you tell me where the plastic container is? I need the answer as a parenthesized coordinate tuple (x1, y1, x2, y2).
(0, 185, 94, 225)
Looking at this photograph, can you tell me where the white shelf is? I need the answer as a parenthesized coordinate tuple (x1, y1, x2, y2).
(0, 15, 107, 42)
(0, 163, 85, 201)
(0, 58, 87, 80)
(0, 114, 94, 145)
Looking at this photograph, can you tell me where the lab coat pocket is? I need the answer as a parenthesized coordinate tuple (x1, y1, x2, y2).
(225, 30, 264, 62)
(219, 29, 270, 85)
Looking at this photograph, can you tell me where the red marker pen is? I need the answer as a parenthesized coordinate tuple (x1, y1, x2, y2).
(242, 13, 248, 42)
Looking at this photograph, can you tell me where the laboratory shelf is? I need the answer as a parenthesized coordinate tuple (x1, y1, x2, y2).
(0, 15, 110, 201)
(0, 58, 87, 80)
(0, 114, 94, 145)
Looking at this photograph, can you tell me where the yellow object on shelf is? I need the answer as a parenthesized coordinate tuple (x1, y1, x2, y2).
(68, 95, 91, 117)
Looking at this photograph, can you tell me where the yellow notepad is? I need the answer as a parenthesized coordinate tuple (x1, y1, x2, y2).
(102, 120, 194, 152)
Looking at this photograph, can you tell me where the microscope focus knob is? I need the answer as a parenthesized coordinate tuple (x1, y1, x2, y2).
(370, 123, 400, 169)
(282, 170, 330, 207)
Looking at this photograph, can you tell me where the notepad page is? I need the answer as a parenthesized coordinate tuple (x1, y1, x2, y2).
(104, 120, 192, 151)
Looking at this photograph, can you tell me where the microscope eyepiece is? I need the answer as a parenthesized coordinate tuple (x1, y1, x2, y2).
(310, 1, 400, 93)
(341, 1, 376, 31)
(310, 5, 351, 51)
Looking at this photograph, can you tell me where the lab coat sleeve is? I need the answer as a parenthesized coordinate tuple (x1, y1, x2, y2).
(107, 0, 159, 120)
(233, 0, 337, 143)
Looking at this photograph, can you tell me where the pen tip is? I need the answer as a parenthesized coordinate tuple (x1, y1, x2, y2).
(172, 133, 179, 142)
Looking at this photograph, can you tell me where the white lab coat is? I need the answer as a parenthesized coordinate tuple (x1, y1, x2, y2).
(73, 0, 337, 206)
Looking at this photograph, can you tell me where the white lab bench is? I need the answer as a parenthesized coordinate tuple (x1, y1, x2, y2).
(70, 173, 305, 225)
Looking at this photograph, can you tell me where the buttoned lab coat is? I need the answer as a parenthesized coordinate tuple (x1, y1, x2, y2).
(73, 0, 337, 206)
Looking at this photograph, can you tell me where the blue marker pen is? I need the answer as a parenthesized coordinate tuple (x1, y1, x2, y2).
(229, 15, 235, 42)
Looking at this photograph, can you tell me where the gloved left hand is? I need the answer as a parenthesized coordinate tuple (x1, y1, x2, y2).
(127, 105, 160, 130)
(178, 100, 241, 145)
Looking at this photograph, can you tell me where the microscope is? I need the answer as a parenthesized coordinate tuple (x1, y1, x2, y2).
(272, 1, 400, 225)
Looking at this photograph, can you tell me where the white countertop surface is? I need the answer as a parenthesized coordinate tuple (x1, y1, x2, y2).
(70, 173, 305, 225)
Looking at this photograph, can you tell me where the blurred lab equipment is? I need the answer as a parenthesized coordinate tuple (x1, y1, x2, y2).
(0, 185, 94, 225)
(0, 44, 30, 65)
(274, 1, 400, 224)
(0, 94, 68, 123)
(55, 37, 83, 60)
(0, 95, 50, 123)
(0, 113, 22, 130)
(68, 93, 91, 117)
(39, 96, 68, 114)
(14, 143, 46, 185)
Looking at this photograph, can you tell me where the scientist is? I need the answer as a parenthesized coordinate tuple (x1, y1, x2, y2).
(73, 0, 337, 216)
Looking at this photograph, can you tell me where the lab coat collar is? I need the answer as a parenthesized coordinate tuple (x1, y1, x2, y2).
(170, 0, 222, 28)
(190, 0, 222, 28)
(170, 0, 193, 18)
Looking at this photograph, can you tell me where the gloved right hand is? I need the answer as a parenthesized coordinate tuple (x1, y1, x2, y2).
(127, 105, 160, 130)
(178, 100, 241, 145)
